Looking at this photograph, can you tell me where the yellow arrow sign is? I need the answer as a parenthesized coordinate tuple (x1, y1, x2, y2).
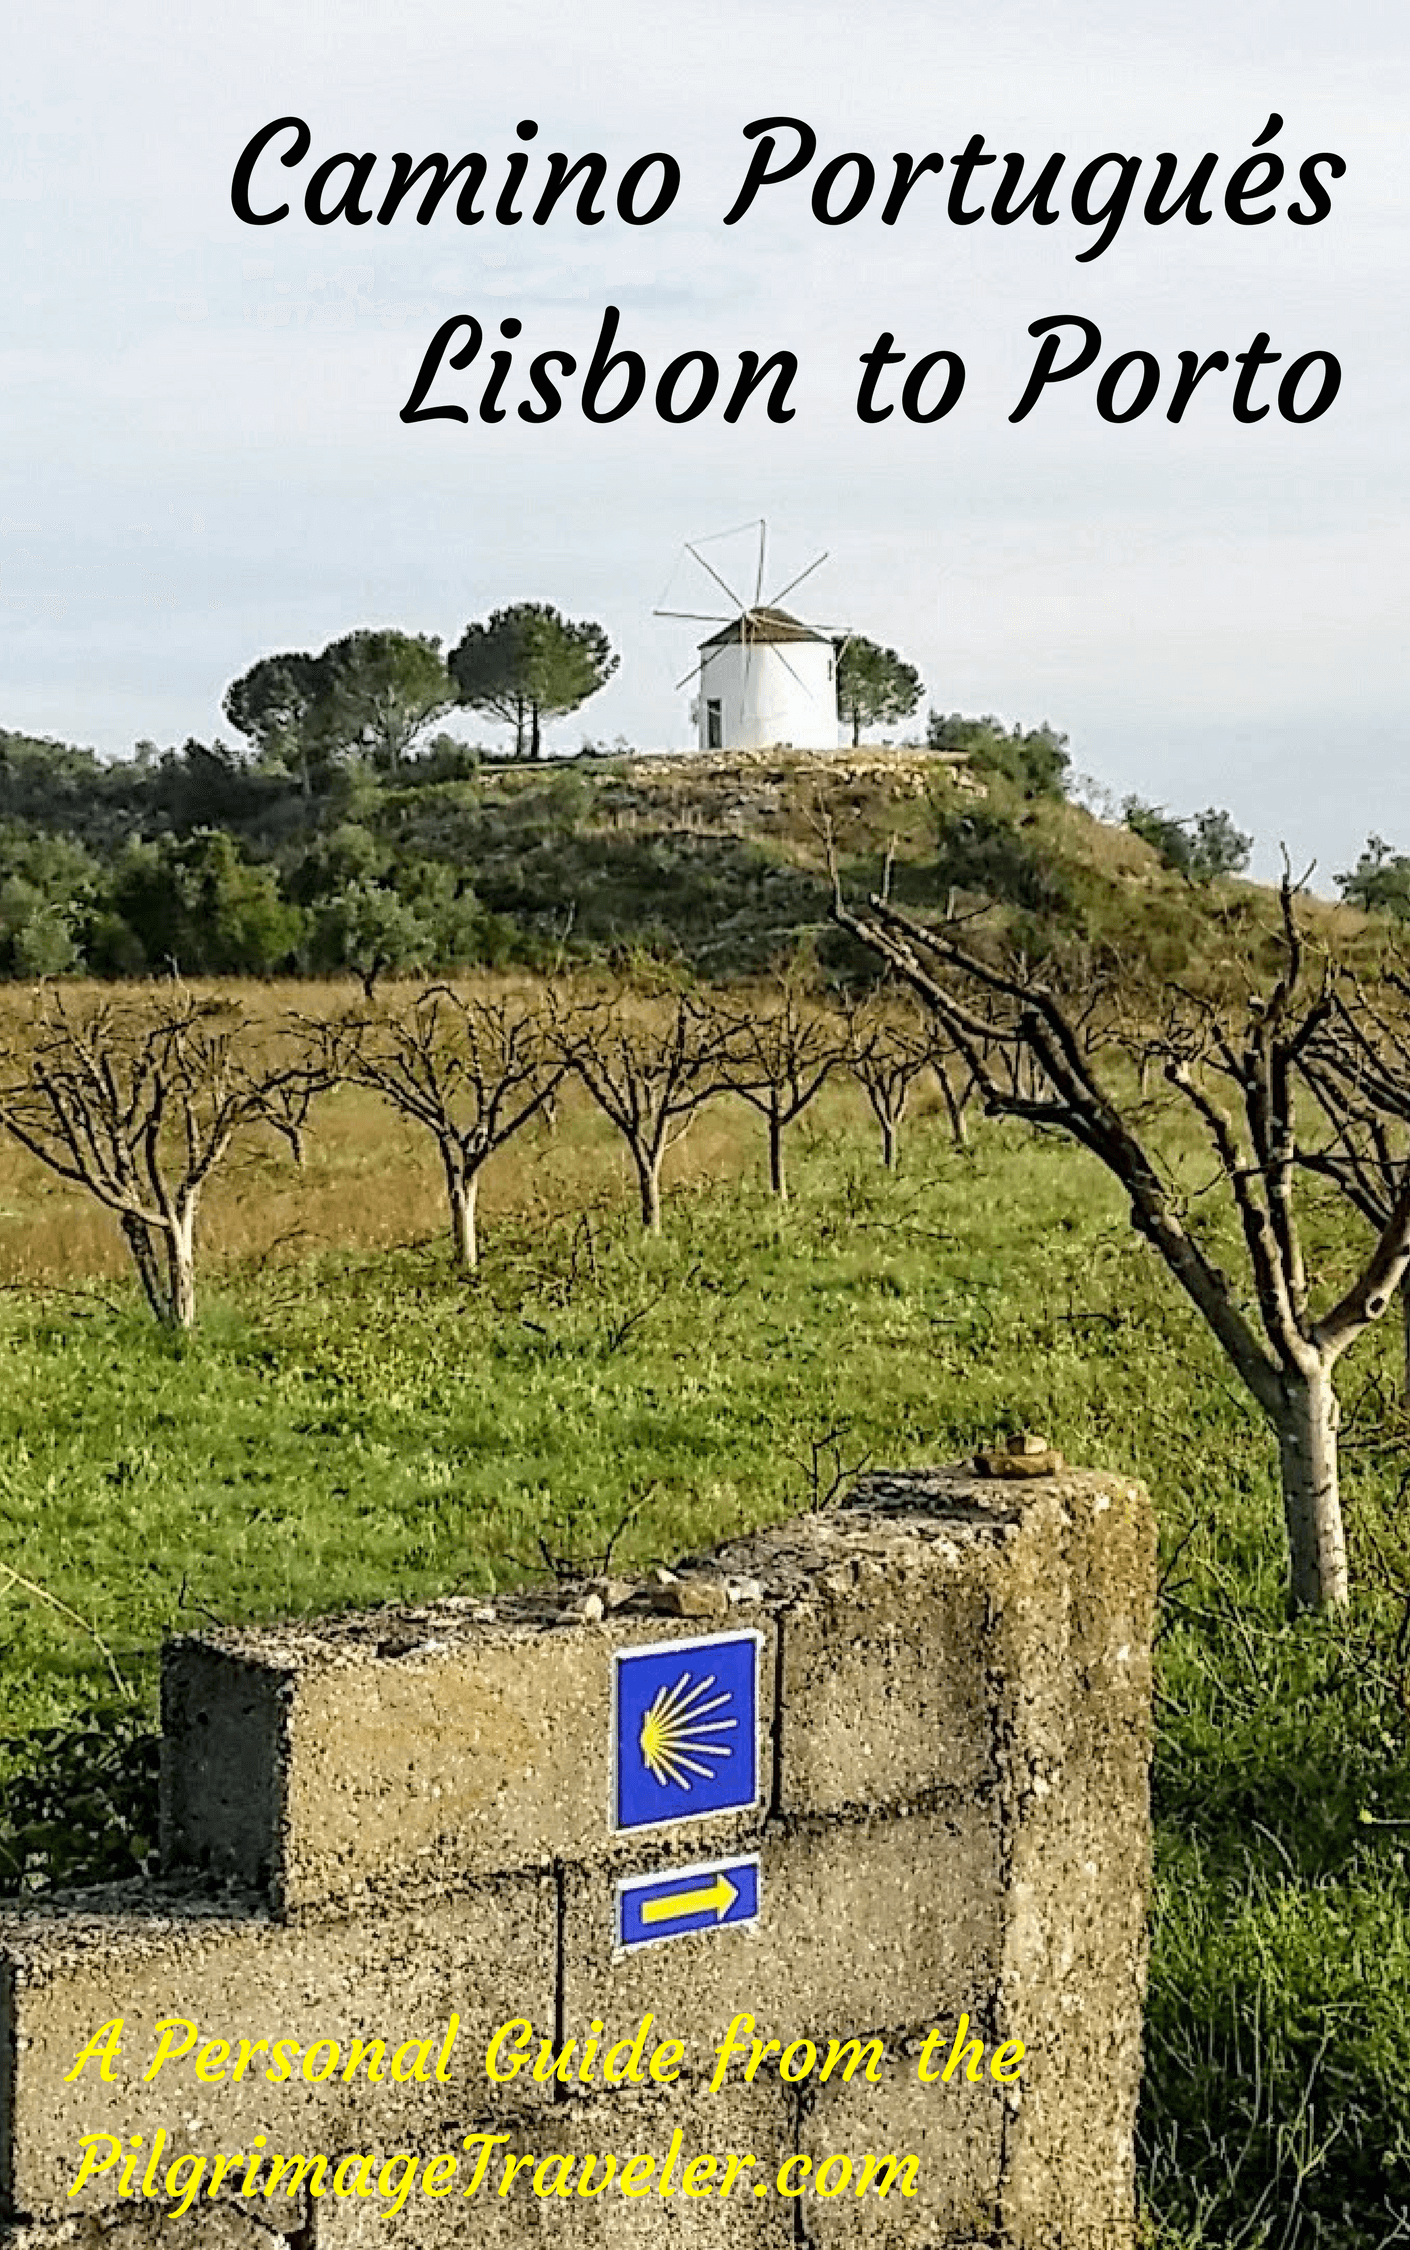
(641, 1872, 739, 1927)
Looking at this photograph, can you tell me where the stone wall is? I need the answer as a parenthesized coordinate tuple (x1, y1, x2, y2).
(0, 1461, 1155, 2249)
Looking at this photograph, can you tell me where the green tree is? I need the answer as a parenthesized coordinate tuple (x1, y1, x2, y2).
(7, 901, 82, 979)
(222, 652, 328, 798)
(835, 636, 923, 748)
(224, 632, 454, 791)
(286, 822, 388, 907)
(1336, 836, 1410, 920)
(311, 880, 434, 998)
(111, 833, 304, 975)
(0, 829, 103, 977)
(1125, 799, 1253, 885)
(449, 604, 618, 759)
(311, 630, 455, 775)
(927, 712, 1071, 800)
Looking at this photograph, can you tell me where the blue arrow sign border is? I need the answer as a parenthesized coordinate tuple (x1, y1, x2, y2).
(609, 1627, 765, 1835)
(615, 1853, 763, 1953)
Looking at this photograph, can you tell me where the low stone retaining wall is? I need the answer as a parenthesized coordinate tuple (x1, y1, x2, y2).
(1, 1461, 1154, 2248)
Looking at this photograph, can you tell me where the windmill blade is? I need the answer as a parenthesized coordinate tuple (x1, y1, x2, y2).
(675, 656, 708, 692)
(767, 551, 829, 609)
(693, 516, 769, 544)
(653, 608, 733, 623)
(753, 518, 767, 607)
(685, 542, 747, 613)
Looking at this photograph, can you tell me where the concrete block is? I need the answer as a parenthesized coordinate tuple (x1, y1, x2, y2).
(704, 1464, 1155, 2248)
(712, 1485, 1016, 1814)
(800, 2058, 1006, 2247)
(308, 2087, 793, 2248)
(561, 1806, 1001, 2065)
(989, 1470, 1155, 2250)
(0, 2211, 290, 2247)
(702, 1466, 1144, 1823)
(0, 1875, 554, 2225)
(163, 1606, 777, 1914)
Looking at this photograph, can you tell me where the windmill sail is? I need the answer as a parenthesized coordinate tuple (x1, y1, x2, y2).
(657, 524, 846, 754)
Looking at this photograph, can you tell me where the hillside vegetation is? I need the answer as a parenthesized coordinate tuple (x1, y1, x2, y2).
(0, 722, 1389, 994)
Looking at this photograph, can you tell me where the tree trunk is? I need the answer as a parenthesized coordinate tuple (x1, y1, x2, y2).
(634, 1149, 663, 1232)
(880, 1112, 899, 1169)
(1399, 1267, 1410, 1408)
(514, 696, 525, 759)
(1273, 1361, 1348, 1612)
(120, 1213, 167, 1323)
(935, 1063, 969, 1148)
(164, 1212, 197, 1331)
(530, 702, 542, 759)
(851, 706, 860, 749)
(768, 1106, 787, 1200)
(446, 1164, 480, 1272)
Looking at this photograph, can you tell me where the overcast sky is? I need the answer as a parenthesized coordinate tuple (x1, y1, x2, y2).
(1, 0, 1404, 883)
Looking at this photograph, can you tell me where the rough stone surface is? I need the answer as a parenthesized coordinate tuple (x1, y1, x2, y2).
(642, 1582, 730, 1620)
(561, 1806, 1001, 2058)
(988, 1470, 1155, 2244)
(0, 1876, 554, 2223)
(307, 2087, 793, 2247)
(801, 2060, 1006, 2247)
(1, 2212, 288, 2246)
(712, 1487, 1021, 1811)
(162, 1608, 776, 1914)
(972, 1449, 1065, 1479)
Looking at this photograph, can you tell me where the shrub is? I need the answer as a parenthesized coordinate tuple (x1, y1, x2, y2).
(1336, 835, 1410, 920)
(1124, 799, 1253, 885)
(927, 711, 1071, 800)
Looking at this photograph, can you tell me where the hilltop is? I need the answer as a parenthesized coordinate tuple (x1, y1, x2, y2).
(383, 742, 1371, 993)
(0, 725, 1381, 991)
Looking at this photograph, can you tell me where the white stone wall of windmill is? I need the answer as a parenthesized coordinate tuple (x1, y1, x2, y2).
(655, 521, 844, 755)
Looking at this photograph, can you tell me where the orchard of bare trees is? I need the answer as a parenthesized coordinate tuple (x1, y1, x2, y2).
(8, 897, 1410, 1619)
(0, 975, 968, 1314)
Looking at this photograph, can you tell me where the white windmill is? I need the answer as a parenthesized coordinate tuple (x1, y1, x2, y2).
(655, 520, 843, 754)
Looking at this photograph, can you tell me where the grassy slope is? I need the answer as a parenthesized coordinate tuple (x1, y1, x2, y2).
(374, 746, 1383, 992)
(3, 1074, 1410, 2244)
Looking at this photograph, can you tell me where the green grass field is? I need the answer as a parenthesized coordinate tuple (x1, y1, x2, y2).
(3, 1064, 1410, 2246)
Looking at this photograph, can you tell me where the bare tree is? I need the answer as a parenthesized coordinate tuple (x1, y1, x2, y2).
(716, 988, 846, 1200)
(1295, 967, 1410, 1405)
(830, 875, 1410, 1613)
(259, 1072, 327, 1170)
(329, 988, 563, 1271)
(0, 991, 320, 1328)
(843, 1000, 940, 1171)
(552, 992, 732, 1232)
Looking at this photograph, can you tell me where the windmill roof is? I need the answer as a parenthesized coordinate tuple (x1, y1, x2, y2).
(698, 606, 831, 649)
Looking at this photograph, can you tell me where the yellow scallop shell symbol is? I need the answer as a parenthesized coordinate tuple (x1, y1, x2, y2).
(638, 1669, 738, 1790)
